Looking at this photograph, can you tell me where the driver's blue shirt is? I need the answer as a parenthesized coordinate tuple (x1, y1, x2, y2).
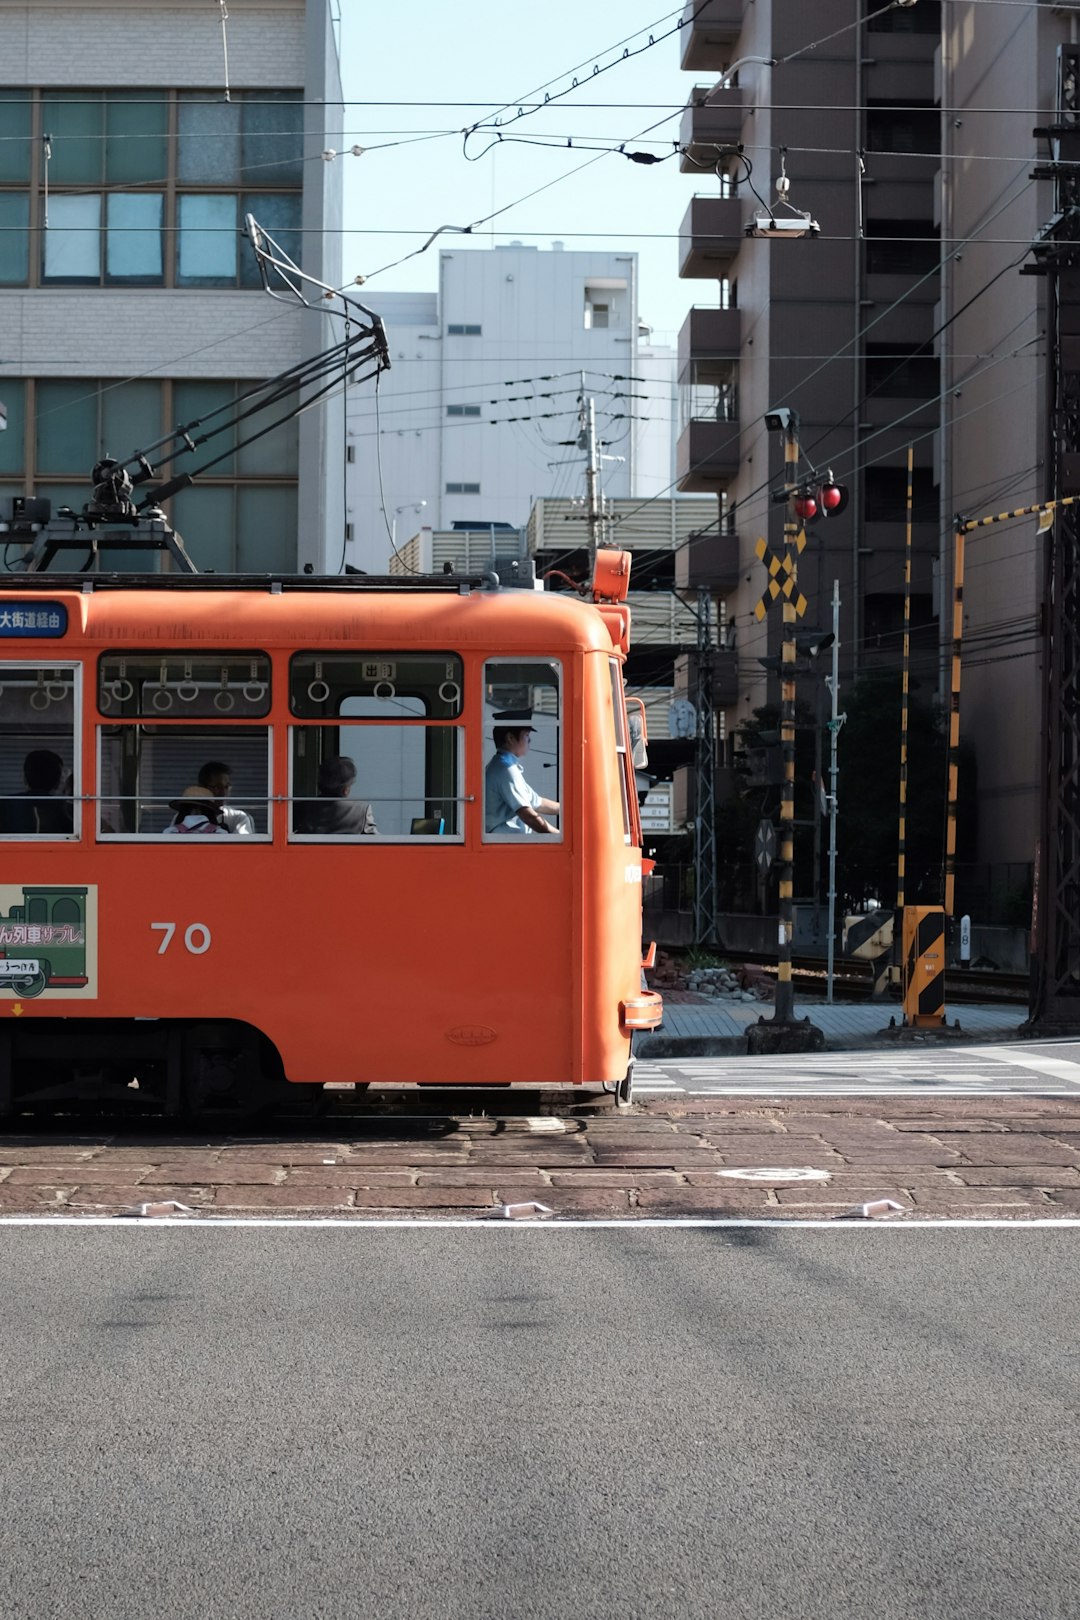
(485, 749, 542, 834)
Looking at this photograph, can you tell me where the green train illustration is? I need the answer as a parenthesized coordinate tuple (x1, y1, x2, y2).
(0, 886, 88, 998)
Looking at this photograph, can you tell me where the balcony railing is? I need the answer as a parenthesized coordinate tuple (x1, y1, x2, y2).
(677, 306, 741, 379)
(676, 418, 740, 491)
(679, 87, 743, 173)
(675, 529, 740, 595)
(680, 0, 745, 72)
(679, 196, 743, 278)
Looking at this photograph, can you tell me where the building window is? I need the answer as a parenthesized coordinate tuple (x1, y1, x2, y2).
(446, 405, 482, 417)
(445, 482, 481, 495)
(864, 221, 939, 276)
(866, 102, 938, 155)
(0, 89, 302, 291)
(866, 0, 940, 30)
(0, 378, 298, 575)
(864, 343, 938, 399)
(863, 466, 938, 523)
(447, 324, 482, 336)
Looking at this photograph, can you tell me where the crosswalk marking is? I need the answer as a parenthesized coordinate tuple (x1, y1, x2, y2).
(634, 1042, 1080, 1097)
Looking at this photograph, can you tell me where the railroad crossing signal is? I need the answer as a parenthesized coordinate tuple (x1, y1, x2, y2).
(755, 818, 776, 871)
(753, 533, 808, 621)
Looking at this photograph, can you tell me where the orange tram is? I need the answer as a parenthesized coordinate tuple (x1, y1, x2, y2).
(0, 549, 661, 1118)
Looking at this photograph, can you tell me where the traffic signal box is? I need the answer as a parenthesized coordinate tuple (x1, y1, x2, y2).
(902, 906, 946, 1026)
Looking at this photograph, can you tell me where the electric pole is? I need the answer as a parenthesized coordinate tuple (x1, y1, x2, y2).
(694, 586, 719, 947)
(579, 374, 602, 568)
(1023, 43, 1080, 1032)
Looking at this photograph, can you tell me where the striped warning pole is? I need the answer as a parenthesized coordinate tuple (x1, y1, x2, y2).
(897, 446, 913, 917)
(943, 515, 966, 918)
(940, 494, 1076, 915)
(774, 426, 799, 1023)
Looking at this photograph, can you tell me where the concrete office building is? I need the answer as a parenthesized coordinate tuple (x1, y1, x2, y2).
(0, 0, 344, 573)
(345, 243, 677, 574)
(676, 3, 943, 810)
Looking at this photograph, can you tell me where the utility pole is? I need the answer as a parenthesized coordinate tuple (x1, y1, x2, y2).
(825, 580, 844, 1003)
(694, 586, 719, 947)
(579, 374, 602, 568)
(1022, 43, 1080, 1032)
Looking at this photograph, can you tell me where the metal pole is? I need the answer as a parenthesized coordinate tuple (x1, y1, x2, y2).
(826, 579, 841, 1004)
(898, 446, 913, 912)
(693, 586, 718, 946)
(943, 517, 966, 918)
(585, 389, 601, 570)
(774, 425, 799, 1023)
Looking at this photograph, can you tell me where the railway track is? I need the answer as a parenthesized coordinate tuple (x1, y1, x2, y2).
(730, 954, 1028, 1005)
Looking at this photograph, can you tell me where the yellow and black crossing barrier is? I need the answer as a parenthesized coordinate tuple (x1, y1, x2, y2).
(902, 905, 946, 1026)
(844, 909, 895, 997)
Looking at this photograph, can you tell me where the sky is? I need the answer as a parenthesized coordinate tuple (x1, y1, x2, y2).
(336, 0, 708, 345)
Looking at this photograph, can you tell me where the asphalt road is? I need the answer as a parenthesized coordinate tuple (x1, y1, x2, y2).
(637, 1038, 1080, 1096)
(1, 1228, 1078, 1620)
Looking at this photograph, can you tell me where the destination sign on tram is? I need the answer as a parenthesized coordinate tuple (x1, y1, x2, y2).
(0, 603, 68, 637)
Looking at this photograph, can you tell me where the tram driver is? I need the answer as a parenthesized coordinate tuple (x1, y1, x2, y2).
(485, 726, 560, 836)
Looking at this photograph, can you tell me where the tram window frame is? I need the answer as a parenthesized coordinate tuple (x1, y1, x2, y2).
(609, 661, 634, 847)
(288, 719, 464, 842)
(289, 651, 463, 721)
(96, 723, 274, 839)
(97, 650, 272, 720)
(0, 660, 81, 840)
(481, 658, 563, 844)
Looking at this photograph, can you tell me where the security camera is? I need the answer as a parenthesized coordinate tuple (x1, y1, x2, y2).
(764, 407, 799, 435)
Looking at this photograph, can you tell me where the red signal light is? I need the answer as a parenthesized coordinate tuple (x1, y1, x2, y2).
(821, 484, 844, 512)
(793, 493, 817, 520)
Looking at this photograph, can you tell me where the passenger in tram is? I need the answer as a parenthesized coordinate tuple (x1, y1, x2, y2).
(0, 749, 74, 834)
(198, 760, 255, 835)
(163, 785, 230, 836)
(294, 756, 377, 836)
(485, 726, 560, 835)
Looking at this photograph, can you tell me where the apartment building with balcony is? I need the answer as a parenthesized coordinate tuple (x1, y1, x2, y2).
(676, 0, 943, 798)
(0, 0, 344, 573)
(938, 3, 1074, 897)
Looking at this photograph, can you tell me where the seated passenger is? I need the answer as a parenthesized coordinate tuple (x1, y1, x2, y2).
(163, 785, 230, 836)
(198, 759, 255, 835)
(294, 756, 377, 836)
(0, 749, 74, 835)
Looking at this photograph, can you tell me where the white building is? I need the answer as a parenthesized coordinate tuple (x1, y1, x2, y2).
(0, 0, 345, 573)
(345, 243, 676, 574)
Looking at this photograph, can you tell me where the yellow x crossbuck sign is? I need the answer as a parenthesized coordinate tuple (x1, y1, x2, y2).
(753, 533, 808, 622)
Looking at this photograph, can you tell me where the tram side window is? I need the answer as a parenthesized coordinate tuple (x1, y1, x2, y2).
(96, 651, 271, 837)
(0, 663, 80, 838)
(98, 727, 272, 836)
(482, 660, 562, 842)
(289, 652, 463, 840)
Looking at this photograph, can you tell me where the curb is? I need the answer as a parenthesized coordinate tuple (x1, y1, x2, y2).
(636, 1025, 1028, 1060)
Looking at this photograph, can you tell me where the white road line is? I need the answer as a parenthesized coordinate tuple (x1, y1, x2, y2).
(685, 1086, 1080, 1097)
(0, 1216, 1077, 1229)
(974, 1050, 1080, 1085)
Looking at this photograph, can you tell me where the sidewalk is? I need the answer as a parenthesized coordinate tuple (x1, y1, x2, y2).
(637, 997, 1028, 1058)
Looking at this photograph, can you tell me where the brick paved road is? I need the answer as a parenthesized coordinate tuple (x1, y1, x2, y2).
(3, 1094, 1080, 1217)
